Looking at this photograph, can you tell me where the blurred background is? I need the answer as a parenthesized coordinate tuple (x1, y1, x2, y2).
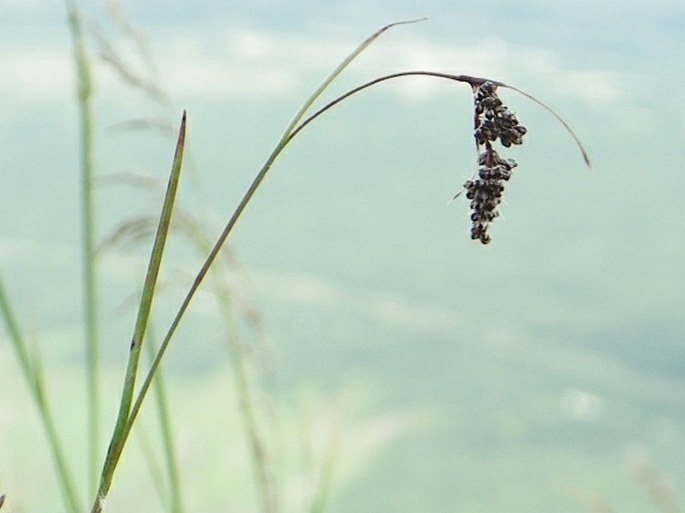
(1, 1, 683, 512)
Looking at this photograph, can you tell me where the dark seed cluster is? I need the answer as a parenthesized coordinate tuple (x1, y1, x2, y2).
(473, 82, 527, 148)
(463, 81, 527, 244)
(464, 150, 517, 244)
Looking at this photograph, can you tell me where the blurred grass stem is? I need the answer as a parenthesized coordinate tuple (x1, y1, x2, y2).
(0, 277, 82, 513)
(65, 0, 100, 492)
(146, 327, 184, 513)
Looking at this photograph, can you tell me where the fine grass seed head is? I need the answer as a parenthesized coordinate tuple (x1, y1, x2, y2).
(464, 81, 528, 244)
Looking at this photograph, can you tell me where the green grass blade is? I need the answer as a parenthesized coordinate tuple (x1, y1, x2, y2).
(91, 111, 187, 513)
(281, 17, 426, 139)
(64, 0, 100, 492)
(0, 277, 33, 391)
(0, 275, 82, 513)
(127, 21, 427, 446)
(99, 21, 424, 512)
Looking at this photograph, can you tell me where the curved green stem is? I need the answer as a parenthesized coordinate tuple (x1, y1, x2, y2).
(96, 22, 591, 513)
(288, 71, 591, 167)
(123, 18, 429, 465)
(127, 46, 592, 461)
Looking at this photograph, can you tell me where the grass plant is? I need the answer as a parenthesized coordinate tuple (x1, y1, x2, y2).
(88, 18, 588, 512)
(1, 3, 596, 513)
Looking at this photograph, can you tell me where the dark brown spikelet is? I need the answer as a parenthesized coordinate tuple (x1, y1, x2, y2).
(462, 81, 527, 244)
(464, 149, 517, 244)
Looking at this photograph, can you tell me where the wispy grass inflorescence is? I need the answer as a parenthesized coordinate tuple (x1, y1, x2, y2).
(465, 81, 527, 244)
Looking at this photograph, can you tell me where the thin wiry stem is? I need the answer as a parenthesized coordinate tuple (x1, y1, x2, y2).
(184, 220, 278, 513)
(123, 19, 428, 479)
(0, 276, 82, 513)
(146, 327, 184, 513)
(65, 0, 100, 493)
(280, 17, 427, 139)
(308, 415, 341, 513)
(220, 296, 277, 513)
(502, 83, 591, 167)
(95, 20, 591, 512)
(288, 71, 591, 168)
(125, 38, 592, 456)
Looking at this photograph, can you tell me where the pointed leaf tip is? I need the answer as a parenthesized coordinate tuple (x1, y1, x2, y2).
(176, 112, 187, 148)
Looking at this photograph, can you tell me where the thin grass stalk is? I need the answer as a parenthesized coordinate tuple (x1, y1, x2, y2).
(91, 112, 187, 513)
(280, 17, 426, 139)
(100, 201, 268, 511)
(78, 17, 592, 512)
(297, 405, 314, 509)
(173, 221, 276, 513)
(124, 19, 425, 450)
(64, 0, 100, 492)
(131, 55, 591, 444)
(135, 428, 170, 509)
(308, 420, 340, 513)
(217, 293, 276, 513)
(146, 326, 184, 513)
(98, 28, 591, 513)
(288, 71, 591, 167)
(0, 276, 82, 513)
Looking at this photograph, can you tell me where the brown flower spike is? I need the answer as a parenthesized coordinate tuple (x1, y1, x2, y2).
(464, 81, 527, 244)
